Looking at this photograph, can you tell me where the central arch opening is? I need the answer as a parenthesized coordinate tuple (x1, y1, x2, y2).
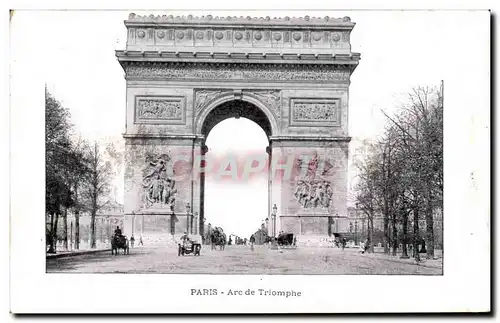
(200, 100, 272, 242)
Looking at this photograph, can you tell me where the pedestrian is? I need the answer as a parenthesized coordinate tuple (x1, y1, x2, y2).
(364, 238, 370, 253)
(139, 235, 143, 246)
(250, 234, 255, 252)
(359, 240, 365, 254)
(130, 235, 135, 248)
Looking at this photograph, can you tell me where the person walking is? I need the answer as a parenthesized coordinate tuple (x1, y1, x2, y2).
(250, 234, 256, 252)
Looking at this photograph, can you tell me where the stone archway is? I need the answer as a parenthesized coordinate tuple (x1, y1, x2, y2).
(197, 97, 275, 239)
(116, 13, 360, 244)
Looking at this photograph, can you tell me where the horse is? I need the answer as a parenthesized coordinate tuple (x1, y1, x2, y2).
(277, 233, 295, 247)
(111, 235, 130, 255)
(210, 230, 226, 251)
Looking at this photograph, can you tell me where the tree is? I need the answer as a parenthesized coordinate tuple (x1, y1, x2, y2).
(384, 85, 443, 259)
(81, 141, 112, 248)
(45, 89, 73, 253)
(355, 83, 443, 260)
(354, 157, 378, 254)
(103, 140, 125, 203)
(66, 137, 90, 250)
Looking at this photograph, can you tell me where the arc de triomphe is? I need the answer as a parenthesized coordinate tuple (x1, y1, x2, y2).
(116, 13, 360, 244)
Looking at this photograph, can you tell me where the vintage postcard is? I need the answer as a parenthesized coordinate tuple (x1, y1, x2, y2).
(9, 6, 490, 314)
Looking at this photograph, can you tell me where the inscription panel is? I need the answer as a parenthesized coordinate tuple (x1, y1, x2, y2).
(134, 96, 186, 125)
(290, 98, 341, 127)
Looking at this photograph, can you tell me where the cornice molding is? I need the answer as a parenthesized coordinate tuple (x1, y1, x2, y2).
(269, 136, 352, 142)
(116, 50, 361, 66)
(125, 13, 355, 28)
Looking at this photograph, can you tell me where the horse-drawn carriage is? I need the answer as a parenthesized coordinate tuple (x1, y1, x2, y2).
(210, 228, 226, 251)
(111, 234, 130, 255)
(178, 241, 201, 256)
(267, 232, 297, 248)
(277, 232, 296, 247)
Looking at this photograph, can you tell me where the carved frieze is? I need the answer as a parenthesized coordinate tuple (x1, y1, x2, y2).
(125, 63, 351, 82)
(290, 98, 341, 127)
(135, 96, 186, 124)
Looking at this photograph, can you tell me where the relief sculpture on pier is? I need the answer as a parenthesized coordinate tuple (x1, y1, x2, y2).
(141, 153, 177, 210)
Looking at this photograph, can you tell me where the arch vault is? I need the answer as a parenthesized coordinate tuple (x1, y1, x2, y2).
(116, 13, 360, 244)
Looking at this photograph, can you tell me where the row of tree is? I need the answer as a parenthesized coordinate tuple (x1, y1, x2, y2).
(354, 83, 443, 260)
(45, 89, 115, 253)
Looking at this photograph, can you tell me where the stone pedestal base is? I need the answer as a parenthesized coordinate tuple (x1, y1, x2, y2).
(295, 235, 337, 247)
(280, 215, 330, 236)
(124, 208, 196, 247)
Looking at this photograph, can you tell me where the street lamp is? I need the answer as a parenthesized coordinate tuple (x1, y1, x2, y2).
(272, 204, 277, 237)
(186, 202, 191, 234)
(194, 212, 199, 235)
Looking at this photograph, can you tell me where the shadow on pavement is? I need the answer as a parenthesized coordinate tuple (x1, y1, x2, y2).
(46, 248, 150, 273)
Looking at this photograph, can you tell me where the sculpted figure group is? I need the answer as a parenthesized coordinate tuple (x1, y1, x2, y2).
(142, 154, 177, 208)
(294, 180, 333, 209)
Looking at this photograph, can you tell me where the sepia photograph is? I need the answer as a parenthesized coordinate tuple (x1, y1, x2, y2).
(9, 4, 490, 314)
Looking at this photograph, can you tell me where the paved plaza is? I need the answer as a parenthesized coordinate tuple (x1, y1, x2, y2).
(46, 245, 442, 275)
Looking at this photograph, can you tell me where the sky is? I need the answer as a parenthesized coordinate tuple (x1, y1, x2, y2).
(11, 10, 486, 238)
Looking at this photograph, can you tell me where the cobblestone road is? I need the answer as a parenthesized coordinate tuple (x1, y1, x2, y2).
(46, 245, 442, 275)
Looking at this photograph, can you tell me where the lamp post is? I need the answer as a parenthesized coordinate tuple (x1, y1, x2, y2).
(186, 202, 191, 234)
(272, 204, 277, 237)
(194, 212, 199, 235)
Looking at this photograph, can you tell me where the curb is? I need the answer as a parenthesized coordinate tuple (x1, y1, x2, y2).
(367, 255, 443, 269)
(46, 249, 111, 259)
